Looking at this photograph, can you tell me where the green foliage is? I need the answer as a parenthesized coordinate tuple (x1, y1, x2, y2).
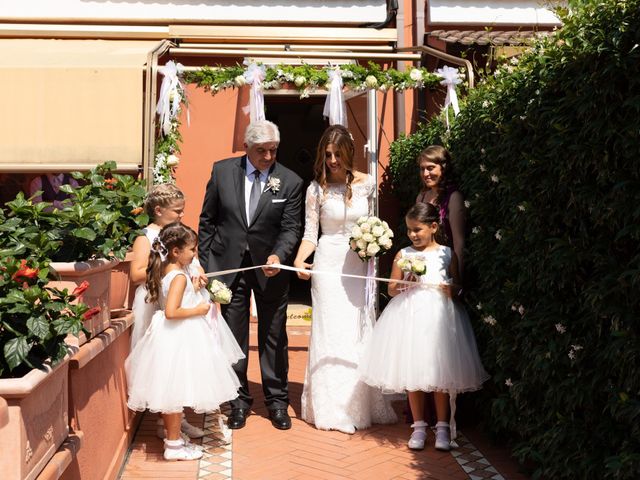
(184, 61, 443, 97)
(388, 116, 447, 215)
(57, 162, 148, 261)
(0, 162, 146, 377)
(0, 257, 88, 378)
(436, 0, 640, 478)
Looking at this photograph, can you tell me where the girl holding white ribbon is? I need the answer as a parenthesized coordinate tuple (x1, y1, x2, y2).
(293, 125, 397, 434)
(125, 223, 241, 461)
(359, 203, 489, 451)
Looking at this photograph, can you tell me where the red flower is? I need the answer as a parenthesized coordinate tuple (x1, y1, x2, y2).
(82, 306, 101, 320)
(72, 281, 90, 297)
(12, 259, 39, 282)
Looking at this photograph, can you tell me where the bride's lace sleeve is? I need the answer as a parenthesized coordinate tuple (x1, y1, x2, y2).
(302, 182, 321, 246)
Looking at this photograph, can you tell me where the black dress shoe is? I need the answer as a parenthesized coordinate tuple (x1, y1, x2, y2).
(268, 408, 292, 430)
(228, 408, 249, 429)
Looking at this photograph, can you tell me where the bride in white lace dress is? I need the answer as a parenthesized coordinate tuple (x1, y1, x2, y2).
(293, 125, 397, 433)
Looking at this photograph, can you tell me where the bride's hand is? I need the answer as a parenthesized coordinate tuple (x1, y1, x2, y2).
(294, 260, 312, 280)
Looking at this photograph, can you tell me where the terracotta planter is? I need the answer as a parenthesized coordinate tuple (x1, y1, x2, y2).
(109, 251, 135, 312)
(49, 259, 119, 340)
(0, 358, 70, 480)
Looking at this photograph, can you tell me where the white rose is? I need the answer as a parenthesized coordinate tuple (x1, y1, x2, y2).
(378, 235, 389, 246)
(356, 239, 367, 250)
(396, 258, 408, 270)
(367, 217, 378, 225)
(365, 75, 378, 88)
(411, 260, 426, 275)
(168, 88, 178, 102)
(382, 221, 389, 229)
(166, 155, 180, 166)
(351, 226, 362, 239)
(387, 229, 394, 238)
(357, 216, 368, 224)
(409, 68, 423, 81)
(360, 223, 371, 233)
(362, 233, 374, 243)
(372, 225, 384, 237)
(235, 75, 247, 87)
(294, 76, 306, 87)
(382, 239, 393, 249)
(366, 243, 380, 256)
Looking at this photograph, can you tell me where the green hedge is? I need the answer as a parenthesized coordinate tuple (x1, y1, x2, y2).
(389, 0, 640, 477)
(432, 1, 640, 478)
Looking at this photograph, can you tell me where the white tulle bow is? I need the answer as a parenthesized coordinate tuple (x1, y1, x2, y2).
(156, 61, 188, 136)
(242, 61, 266, 122)
(323, 67, 348, 127)
(436, 66, 462, 127)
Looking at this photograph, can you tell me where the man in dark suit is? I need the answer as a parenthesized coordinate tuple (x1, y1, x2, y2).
(198, 120, 303, 430)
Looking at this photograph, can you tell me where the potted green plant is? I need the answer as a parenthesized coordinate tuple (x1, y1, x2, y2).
(48, 162, 147, 330)
(0, 254, 99, 480)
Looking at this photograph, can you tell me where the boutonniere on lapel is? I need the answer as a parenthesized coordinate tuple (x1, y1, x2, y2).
(265, 176, 281, 193)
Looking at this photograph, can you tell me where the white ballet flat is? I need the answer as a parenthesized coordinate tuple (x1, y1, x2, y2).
(408, 430, 427, 450)
(434, 427, 451, 451)
(163, 441, 204, 461)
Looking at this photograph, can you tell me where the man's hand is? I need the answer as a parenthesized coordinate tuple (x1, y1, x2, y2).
(262, 254, 281, 277)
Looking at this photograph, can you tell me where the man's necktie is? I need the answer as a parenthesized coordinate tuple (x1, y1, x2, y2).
(248, 170, 262, 223)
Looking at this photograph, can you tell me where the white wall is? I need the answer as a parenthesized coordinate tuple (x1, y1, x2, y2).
(0, 0, 388, 24)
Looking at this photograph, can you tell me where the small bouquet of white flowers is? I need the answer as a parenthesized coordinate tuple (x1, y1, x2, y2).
(396, 256, 427, 276)
(209, 279, 232, 304)
(349, 215, 394, 261)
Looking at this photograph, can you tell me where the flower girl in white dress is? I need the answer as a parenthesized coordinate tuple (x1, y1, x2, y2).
(129, 184, 212, 440)
(360, 203, 489, 451)
(125, 223, 242, 461)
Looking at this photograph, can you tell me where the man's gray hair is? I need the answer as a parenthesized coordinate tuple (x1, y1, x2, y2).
(244, 120, 280, 148)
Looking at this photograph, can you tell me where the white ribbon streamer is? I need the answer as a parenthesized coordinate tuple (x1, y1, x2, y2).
(242, 61, 266, 122)
(435, 66, 461, 128)
(156, 61, 188, 136)
(205, 263, 440, 289)
(323, 67, 348, 127)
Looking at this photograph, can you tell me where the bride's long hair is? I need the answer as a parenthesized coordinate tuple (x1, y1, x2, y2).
(314, 125, 356, 204)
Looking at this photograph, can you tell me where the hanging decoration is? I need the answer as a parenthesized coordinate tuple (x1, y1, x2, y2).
(242, 61, 267, 122)
(435, 65, 462, 129)
(323, 67, 348, 127)
(152, 60, 462, 184)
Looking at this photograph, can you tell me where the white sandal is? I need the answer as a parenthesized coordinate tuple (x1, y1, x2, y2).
(163, 439, 204, 461)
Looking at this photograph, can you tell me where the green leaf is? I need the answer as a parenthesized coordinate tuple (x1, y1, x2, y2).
(26, 315, 50, 340)
(4, 337, 30, 370)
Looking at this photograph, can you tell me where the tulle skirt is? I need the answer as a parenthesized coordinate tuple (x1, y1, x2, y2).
(125, 309, 241, 414)
(360, 286, 489, 394)
(130, 284, 155, 350)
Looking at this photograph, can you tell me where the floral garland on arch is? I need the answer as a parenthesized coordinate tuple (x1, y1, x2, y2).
(153, 61, 461, 184)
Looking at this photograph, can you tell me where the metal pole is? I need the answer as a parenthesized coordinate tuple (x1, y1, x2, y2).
(367, 89, 380, 316)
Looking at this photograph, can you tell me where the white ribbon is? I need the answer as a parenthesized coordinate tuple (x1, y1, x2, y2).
(242, 61, 266, 122)
(435, 66, 461, 128)
(156, 61, 188, 136)
(323, 67, 348, 127)
(204, 263, 441, 289)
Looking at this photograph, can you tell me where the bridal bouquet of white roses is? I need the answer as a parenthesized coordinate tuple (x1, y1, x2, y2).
(209, 279, 232, 304)
(396, 255, 427, 276)
(349, 215, 394, 261)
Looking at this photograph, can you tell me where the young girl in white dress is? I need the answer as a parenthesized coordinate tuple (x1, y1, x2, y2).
(125, 223, 242, 461)
(129, 184, 208, 440)
(360, 203, 489, 451)
(294, 125, 396, 433)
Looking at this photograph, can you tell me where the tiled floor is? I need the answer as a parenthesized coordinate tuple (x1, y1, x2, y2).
(119, 324, 529, 480)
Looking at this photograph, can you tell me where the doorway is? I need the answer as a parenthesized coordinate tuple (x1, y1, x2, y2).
(265, 97, 327, 308)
